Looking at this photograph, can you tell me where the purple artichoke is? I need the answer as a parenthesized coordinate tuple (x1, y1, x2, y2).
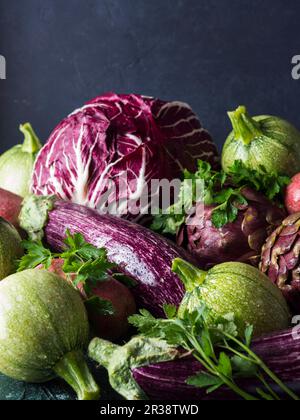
(260, 212, 300, 313)
(177, 187, 285, 269)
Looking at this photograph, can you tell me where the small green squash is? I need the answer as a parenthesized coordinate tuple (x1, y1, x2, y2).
(221, 106, 300, 177)
(0, 218, 23, 280)
(0, 269, 100, 400)
(173, 259, 290, 338)
(0, 123, 41, 197)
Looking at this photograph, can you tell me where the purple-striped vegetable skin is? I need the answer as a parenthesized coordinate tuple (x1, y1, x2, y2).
(19, 195, 197, 316)
(89, 328, 300, 400)
(133, 328, 300, 400)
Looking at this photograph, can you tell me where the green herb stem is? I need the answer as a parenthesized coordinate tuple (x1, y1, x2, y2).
(257, 360, 299, 401)
(223, 332, 299, 401)
(256, 373, 280, 401)
(221, 342, 255, 364)
(197, 360, 255, 400)
(223, 340, 279, 400)
(183, 329, 259, 401)
(128, 303, 299, 401)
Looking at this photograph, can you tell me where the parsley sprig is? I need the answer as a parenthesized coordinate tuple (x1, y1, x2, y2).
(18, 230, 135, 316)
(129, 305, 299, 401)
(151, 160, 289, 233)
(229, 160, 290, 201)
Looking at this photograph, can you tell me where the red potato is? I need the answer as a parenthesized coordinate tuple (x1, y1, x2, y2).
(285, 173, 300, 214)
(37, 258, 136, 341)
(88, 279, 136, 341)
(0, 188, 22, 229)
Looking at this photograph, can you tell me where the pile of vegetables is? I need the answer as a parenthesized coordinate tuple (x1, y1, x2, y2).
(19, 230, 137, 341)
(1, 96, 300, 401)
(152, 160, 288, 268)
(90, 308, 298, 401)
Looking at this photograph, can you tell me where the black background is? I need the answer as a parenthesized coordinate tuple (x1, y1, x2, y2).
(0, 0, 300, 153)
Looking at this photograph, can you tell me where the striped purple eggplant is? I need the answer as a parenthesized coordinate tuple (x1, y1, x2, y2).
(20, 197, 197, 316)
(132, 356, 230, 400)
(133, 328, 300, 400)
(89, 328, 300, 400)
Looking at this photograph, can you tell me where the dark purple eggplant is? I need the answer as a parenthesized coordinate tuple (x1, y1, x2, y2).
(132, 356, 232, 400)
(89, 328, 300, 400)
(20, 197, 197, 316)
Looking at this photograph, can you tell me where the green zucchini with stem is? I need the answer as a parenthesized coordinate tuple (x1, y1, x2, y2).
(0, 269, 100, 400)
(222, 105, 300, 177)
(174, 259, 291, 338)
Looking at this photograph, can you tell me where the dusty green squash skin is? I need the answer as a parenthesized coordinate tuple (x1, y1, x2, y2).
(0, 123, 41, 197)
(221, 106, 300, 177)
(176, 260, 291, 338)
(0, 269, 89, 383)
(0, 218, 23, 280)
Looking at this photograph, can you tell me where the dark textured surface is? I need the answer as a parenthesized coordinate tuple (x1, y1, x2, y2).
(0, 364, 121, 401)
(1, 0, 300, 153)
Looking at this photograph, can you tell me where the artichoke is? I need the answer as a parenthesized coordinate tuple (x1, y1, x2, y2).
(260, 213, 300, 313)
(177, 188, 285, 269)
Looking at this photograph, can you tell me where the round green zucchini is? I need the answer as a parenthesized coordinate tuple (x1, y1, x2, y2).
(222, 106, 300, 177)
(0, 269, 99, 400)
(174, 259, 291, 337)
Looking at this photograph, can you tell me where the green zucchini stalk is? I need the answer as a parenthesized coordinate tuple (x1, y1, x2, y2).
(227, 106, 262, 146)
(54, 350, 100, 401)
(19, 123, 42, 154)
(172, 258, 206, 291)
(222, 105, 300, 176)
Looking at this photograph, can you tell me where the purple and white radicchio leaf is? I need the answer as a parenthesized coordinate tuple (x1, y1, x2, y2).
(32, 93, 218, 219)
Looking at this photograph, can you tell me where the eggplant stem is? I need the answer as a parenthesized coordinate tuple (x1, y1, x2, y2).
(19, 123, 42, 154)
(54, 350, 100, 401)
(228, 106, 262, 146)
(88, 338, 119, 368)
